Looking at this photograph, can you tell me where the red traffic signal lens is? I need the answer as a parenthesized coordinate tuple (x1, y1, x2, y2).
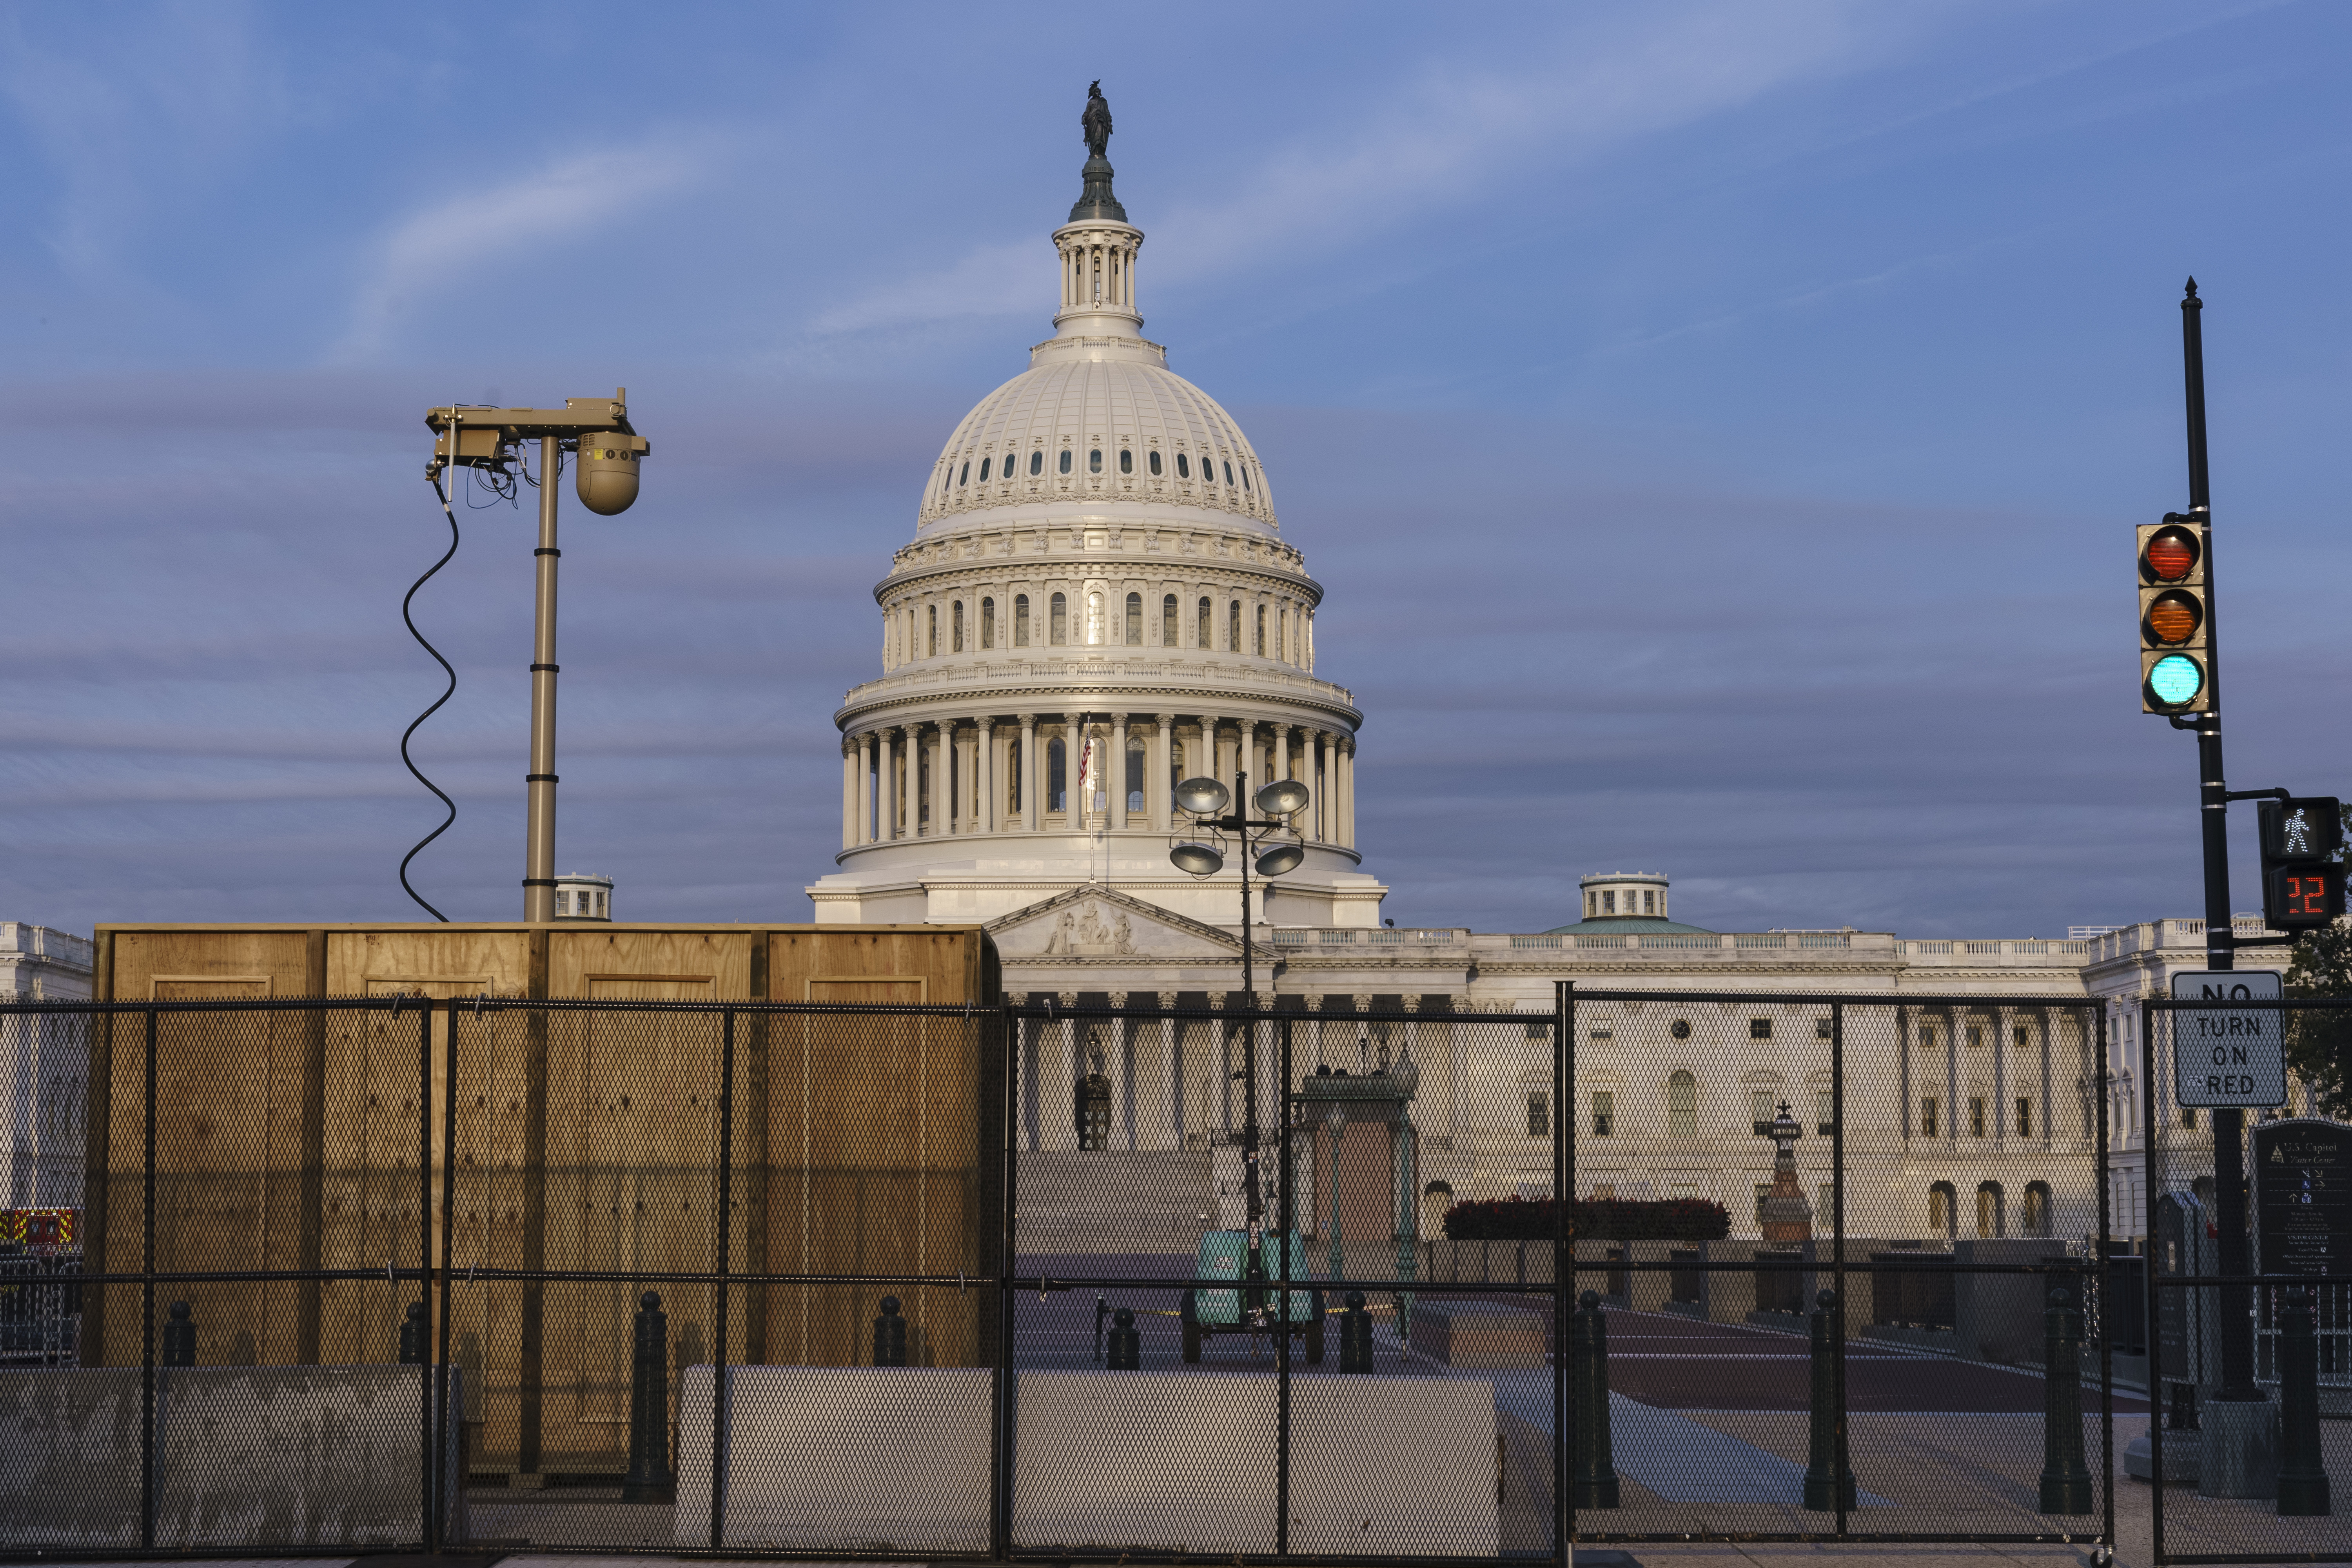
(2143, 525, 2199, 583)
(2143, 590, 2203, 646)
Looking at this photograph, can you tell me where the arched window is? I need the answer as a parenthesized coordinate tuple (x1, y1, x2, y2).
(1050, 592, 1068, 645)
(1162, 594, 1177, 645)
(1006, 735, 1022, 813)
(1089, 448, 1103, 474)
(1047, 738, 1067, 812)
(1085, 591, 1105, 645)
(1058, 449, 1072, 475)
(1223, 460, 1235, 486)
(1014, 594, 1030, 647)
(1177, 452, 1191, 479)
(958, 461, 969, 486)
(951, 600, 965, 652)
(2022, 1181, 2051, 1238)
(978, 457, 991, 482)
(1127, 739, 1145, 811)
(980, 597, 995, 649)
(1241, 464, 1252, 492)
(1254, 605, 1266, 656)
(926, 604, 937, 657)
(1227, 601, 1241, 652)
(1929, 1182, 1956, 1239)
(1666, 1071, 1697, 1137)
(1030, 450, 1044, 476)
(1197, 597, 1211, 647)
(1278, 607, 1288, 662)
(1149, 449, 1162, 476)
(1125, 592, 1142, 644)
(1119, 448, 1133, 475)
(1976, 1181, 2004, 1239)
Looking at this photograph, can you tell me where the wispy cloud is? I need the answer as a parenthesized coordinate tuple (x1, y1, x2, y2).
(335, 140, 716, 359)
(802, 3, 1931, 345)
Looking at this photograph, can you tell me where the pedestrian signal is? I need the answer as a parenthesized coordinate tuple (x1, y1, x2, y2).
(2139, 515, 2211, 713)
(2257, 796, 2344, 930)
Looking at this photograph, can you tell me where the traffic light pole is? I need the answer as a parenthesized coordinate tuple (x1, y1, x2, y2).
(2172, 279, 2261, 1407)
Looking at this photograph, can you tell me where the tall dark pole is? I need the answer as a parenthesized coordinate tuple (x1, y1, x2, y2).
(2178, 279, 2259, 1404)
(1236, 769, 1264, 1290)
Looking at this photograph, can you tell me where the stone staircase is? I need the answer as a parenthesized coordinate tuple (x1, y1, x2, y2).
(1015, 1149, 1213, 1254)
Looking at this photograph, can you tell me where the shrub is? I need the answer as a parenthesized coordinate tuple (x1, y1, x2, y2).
(1439, 1195, 1731, 1242)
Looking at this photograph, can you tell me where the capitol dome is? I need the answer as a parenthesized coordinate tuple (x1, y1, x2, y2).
(808, 101, 1387, 935)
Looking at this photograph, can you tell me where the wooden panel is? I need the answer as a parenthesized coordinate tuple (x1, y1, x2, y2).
(547, 929, 752, 999)
(326, 928, 531, 999)
(768, 927, 980, 1005)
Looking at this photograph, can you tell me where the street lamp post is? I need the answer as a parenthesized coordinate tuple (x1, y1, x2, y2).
(1171, 768, 1311, 1298)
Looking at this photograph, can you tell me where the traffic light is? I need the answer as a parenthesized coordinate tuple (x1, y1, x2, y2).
(2258, 796, 2345, 930)
(2139, 514, 2212, 713)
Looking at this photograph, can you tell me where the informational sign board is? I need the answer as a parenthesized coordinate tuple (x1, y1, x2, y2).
(2170, 969, 2286, 1108)
(2253, 1119, 2352, 1278)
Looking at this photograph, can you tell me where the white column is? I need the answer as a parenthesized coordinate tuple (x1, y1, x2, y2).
(1154, 714, 1176, 831)
(1339, 738, 1355, 848)
(1238, 718, 1258, 788)
(979, 719, 996, 832)
(878, 728, 898, 839)
(1159, 991, 1181, 1150)
(840, 742, 857, 850)
(1111, 713, 1128, 830)
(924, 724, 943, 837)
(856, 732, 875, 844)
(1019, 714, 1039, 831)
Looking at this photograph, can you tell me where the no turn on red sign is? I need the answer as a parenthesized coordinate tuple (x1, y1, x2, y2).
(2171, 969, 2287, 1108)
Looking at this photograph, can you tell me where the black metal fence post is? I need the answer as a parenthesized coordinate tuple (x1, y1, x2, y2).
(2097, 1005, 2115, 1556)
(1106, 1307, 1140, 1369)
(141, 1004, 157, 1551)
(1830, 999, 1847, 1540)
(992, 1003, 1018, 1562)
(2276, 1287, 2332, 1517)
(2141, 998, 2167, 1563)
(416, 998, 433, 1545)
(1276, 1009, 1292, 1557)
(873, 1296, 908, 1365)
(1339, 1291, 1374, 1372)
(161, 1300, 195, 1366)
(434, 998, 457, 1552)
(711, 1006, 735, 1550)
(1557, 980, 1574, 1557)
(399, 1301, 427, 1364)
(2039, 1285, 2094, 1514)
(622, 1289, 675, 1503)
(1804, 1289, 1857, 1511)
(1569, 1289, 1619, 1508)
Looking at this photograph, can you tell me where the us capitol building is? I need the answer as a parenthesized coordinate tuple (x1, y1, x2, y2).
(804, 96, 2287, 1249)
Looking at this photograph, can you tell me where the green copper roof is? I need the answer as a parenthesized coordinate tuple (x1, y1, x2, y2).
(1541, 916, 1720, 936)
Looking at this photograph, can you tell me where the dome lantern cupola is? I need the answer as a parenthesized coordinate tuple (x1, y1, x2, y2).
(1049, 81, 1144, 348)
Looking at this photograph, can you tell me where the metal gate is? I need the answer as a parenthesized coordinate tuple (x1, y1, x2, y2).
(2141, 993, 2352, 1565)
(23, 985, 2331, 1561)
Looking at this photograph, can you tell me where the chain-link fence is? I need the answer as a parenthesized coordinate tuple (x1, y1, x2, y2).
(1, 986, 2267, 1562)
(2141, 995, 2352, 1565)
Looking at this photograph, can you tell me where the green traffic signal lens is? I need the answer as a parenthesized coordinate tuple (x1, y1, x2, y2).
(2147, 653, 2205, 707)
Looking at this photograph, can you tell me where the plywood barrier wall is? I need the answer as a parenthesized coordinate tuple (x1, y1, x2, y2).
(82, 924, 1002, 1478)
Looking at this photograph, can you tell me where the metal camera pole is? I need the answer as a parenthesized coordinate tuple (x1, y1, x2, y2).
(524, 435, 562, 924)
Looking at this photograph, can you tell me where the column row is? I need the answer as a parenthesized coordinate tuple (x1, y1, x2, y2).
(842, 715, 1356, 849)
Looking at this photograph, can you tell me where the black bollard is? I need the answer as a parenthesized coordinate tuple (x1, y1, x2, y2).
(873, 1295, 908, 1367)
(2278, 1288, 2332, 1517)
(1802, 1289, 1858, 1511)
(160, 1300, 196, 1367)
(619, 1290, 675, 1504)
(398, 1301, 428, 1365)
(2038, 1287, 2094, 1514)
(1339, 1289, 1375, 1374)
(1570, 1289, 1621, 1508)
(1107, 1306, 1142, 1369)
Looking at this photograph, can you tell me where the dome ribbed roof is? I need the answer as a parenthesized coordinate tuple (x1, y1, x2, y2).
(919, 346, 1277, 530)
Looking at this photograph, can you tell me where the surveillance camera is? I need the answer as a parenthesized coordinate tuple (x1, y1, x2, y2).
(576, 432, 650, 515)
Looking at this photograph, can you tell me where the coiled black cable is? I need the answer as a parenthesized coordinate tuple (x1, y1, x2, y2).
(397, 475, 462, 920)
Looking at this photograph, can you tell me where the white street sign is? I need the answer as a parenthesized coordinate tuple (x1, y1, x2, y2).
(2171, 969, 2286, 1108)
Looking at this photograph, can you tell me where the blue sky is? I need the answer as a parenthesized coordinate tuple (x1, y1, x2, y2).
(3, 1, 2347, 938)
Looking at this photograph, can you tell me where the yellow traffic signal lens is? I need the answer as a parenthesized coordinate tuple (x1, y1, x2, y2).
(2144, 590, 2203, 646)
(2143, 525, 2199, 582)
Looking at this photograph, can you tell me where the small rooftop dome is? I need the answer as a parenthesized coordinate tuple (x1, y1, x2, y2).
(1546, 871, 1714, 935)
